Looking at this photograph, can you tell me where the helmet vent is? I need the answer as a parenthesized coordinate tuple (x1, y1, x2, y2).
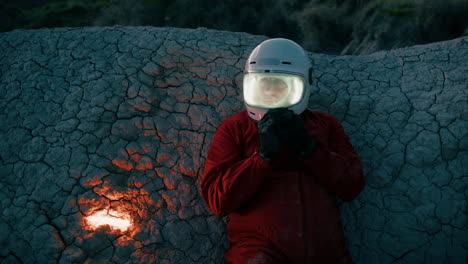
(250, 61, 256, 64)
(282, 61, 291, 64)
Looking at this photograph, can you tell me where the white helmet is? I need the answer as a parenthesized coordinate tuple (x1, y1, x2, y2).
(243, 38, 312, 121)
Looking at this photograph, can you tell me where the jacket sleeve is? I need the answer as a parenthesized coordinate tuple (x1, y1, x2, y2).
(200, 120, 272, 217)
(303, 115, 365, 201)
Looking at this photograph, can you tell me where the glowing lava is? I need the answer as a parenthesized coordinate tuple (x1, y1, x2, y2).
(85, 210, 132, 232)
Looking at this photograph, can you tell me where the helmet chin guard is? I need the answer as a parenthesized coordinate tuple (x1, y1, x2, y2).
(243, 38, 312, 121)
(246, 106, 269, 121)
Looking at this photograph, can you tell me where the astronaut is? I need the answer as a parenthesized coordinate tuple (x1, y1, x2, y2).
(201, 38, 365, 263)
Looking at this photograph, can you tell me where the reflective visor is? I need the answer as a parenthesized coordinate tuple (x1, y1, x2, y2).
(243, 73, 305, 109)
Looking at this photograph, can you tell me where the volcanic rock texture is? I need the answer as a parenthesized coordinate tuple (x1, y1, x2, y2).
(0, 27, 466, 263)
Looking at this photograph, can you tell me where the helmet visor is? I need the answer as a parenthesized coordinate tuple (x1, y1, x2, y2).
(243, 73, 305, 109)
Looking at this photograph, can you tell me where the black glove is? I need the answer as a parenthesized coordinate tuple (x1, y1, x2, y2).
(271, 109, 317, 159)
(283, 112, 317, 159)
(258, 108, 317, 162)
(257, 110, 282, 164)
(268, 108, 295, 141)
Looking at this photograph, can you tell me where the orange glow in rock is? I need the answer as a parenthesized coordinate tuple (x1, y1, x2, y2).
(85, 209, 132, 232)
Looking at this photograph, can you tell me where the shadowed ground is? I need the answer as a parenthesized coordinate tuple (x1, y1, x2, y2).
(0, 26, 466, 263)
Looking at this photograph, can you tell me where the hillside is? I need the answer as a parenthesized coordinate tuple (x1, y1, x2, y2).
(0, 26, 466, 263)
(1, 0, 467, 55)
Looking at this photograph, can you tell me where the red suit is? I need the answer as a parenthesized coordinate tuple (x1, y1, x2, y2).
(201, 109, 365, 264)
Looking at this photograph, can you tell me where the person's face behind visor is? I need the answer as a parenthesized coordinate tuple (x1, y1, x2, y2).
(243, 73, 304, 109)
(258, 77, 288, 105)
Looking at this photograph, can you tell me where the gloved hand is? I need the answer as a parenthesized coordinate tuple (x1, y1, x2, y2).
(270, 108, 317, 159)
(258, 108, 317, 163)
(257, 110, 283, 164)
(284, 113, 317, 159)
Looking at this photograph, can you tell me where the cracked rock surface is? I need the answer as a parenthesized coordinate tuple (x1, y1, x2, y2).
(0, 26, 466, 263)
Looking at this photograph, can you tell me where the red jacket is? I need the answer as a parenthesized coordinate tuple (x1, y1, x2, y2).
(201, 110, 365, 264)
